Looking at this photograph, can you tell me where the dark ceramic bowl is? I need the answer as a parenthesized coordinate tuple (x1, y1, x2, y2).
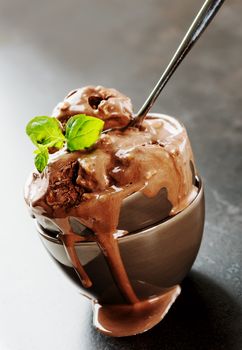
(37, 177, 204, 305)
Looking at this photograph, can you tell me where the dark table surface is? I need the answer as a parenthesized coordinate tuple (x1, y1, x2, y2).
(0, 0, 242, 349)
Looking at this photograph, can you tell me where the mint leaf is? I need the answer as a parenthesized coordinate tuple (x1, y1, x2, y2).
(26, 116, 66, 149)
(34, 147, 49, 172)
(65, 114, 104, 151)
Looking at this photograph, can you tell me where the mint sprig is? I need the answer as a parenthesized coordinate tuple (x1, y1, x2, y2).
(26, 114, 104, 172)
(66, 115, 104, 151)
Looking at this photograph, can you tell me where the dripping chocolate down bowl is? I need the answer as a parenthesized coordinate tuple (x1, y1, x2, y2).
(36, 176, 204, 334)
(25, 110, 206, 336)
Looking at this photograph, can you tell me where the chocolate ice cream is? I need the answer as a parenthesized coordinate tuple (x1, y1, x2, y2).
(25, 86, 198, 336)
(52, 85, 134, 130)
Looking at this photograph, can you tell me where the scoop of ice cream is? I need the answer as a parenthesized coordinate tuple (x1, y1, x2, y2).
(52, 86, 134, 130)
(25, 114, 197, 221)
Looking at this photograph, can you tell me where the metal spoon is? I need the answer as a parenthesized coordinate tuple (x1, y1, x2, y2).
(132, 0, 225, 126)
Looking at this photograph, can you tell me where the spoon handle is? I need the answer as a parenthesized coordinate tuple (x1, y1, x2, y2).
(135, 0, 225, 121)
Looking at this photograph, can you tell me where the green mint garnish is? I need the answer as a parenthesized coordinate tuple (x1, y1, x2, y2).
(34, 146, 49, 173)
(65, 114, 104, 151)
(26, 116, 65, 149)
(26, 114, 104, 172)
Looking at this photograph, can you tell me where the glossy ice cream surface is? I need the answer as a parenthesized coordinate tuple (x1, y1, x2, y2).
(52, 85, 134, 130)
(25, 86, 199, 336)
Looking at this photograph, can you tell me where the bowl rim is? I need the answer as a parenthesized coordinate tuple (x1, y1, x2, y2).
(37, 176, 204, 246)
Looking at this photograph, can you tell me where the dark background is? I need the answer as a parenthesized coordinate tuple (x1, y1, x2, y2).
(0, 0, 241, 349)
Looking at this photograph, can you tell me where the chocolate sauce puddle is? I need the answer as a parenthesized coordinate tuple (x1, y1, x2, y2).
(93, 285, 181, 337)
